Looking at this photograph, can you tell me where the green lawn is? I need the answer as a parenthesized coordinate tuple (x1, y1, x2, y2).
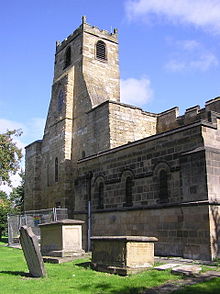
(0, 239, 179, 294)
(173, 278, 220, 294)
(1, 238, 220, 294)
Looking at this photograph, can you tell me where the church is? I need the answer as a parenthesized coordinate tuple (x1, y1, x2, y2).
(24, 17, 220, 260)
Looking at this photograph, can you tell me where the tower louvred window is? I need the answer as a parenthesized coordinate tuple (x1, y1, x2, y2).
(96, 40, 107, 60)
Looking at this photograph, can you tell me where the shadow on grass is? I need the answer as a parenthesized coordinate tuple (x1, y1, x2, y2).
(0, 271, 31, 277)
(75, 261, 91, 269)
(0, 237, 8, 244)
(73, 262, 146, 293)
(173, 278, 220, 294)
(69, 282, 145, 294)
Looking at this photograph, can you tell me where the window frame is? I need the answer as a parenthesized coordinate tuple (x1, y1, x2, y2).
(64, 46, 71, 69)
(55, 157, 59, 183)
(95, 40, 107, 61)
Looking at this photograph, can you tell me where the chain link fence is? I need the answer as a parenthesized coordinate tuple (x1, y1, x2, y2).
(7, 208, 68, 246)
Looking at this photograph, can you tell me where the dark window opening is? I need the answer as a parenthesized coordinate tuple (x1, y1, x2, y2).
(57, 90, 64, 112)
(82, 150, 86, 158)
(55, 157, 59, 182)
(96, 40, 107, 60)
(159, 170, 168, 202)
(55, 201, 61, 208)
(47, 164, 50, 187)
(97, 182, 104, 209)
(64, 46, 71, 68)
(124, 177, 133, 207)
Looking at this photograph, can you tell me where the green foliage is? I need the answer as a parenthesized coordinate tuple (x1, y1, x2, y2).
(0, 190, 8, 201)
(0, 129, 22, 185)
(0, 196, 11, 239)
(9, 170, 25, 213)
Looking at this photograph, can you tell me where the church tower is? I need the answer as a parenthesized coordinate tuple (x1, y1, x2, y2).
(25, 17, 120, 211)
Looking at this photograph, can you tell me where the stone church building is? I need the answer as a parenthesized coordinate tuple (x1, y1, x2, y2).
(25, 17, 220, 260)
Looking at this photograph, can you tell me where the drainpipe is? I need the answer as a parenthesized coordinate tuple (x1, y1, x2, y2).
(87, 171, 93, 251)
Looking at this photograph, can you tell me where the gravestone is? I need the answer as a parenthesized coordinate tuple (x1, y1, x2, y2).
(39, 219, 84, 257)
(91, 236, 158, 275)
(19, 226, 46, 277)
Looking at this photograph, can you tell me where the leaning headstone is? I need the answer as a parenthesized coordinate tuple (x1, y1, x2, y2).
(19, 226, 46, 277)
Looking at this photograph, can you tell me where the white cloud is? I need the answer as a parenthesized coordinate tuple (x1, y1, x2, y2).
(178, 40, 200, 51)
(120, 77, 153, 106)
(165, 39, 219, 72)
(0, 173, 21, 194)
(0, 119, 26, 151)
(0, 119, 25, 134)
(0, 117, 45, 193)
(0, 117, 45, 145)
(126, 0, 220, 34)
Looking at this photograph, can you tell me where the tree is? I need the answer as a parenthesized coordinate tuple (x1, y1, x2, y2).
(0, 191, 11, 240)
(9, 170, 25, 213)
(0, 129, 22, 186)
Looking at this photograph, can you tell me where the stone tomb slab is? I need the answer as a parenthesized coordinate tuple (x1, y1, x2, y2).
(19, 226, 46, 278)
(171, 265, 202, 276)
(154, 263, 182, 271)
(39, 219, 84, 257)
(91, 236, 158, 276)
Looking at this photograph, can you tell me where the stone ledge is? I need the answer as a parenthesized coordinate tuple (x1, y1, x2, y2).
(39, 219, 84, 226)
(91, 263, 152, 276)
(43, 252, 91, 264)
(91, 236, 158, 242)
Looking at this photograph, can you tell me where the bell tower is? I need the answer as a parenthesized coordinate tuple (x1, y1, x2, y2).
(43, 16, 120, 160)
(25, 17, 120, 211)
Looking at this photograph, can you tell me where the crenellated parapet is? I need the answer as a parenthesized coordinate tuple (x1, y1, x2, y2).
(157, 96, 220, 133)
(55, 16, 118, 54)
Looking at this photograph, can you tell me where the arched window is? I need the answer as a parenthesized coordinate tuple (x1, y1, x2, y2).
(57, 90, 64, 112)
(159, 170, 168, 202)
(96, 40, 107, 60)
(64, 46, 71, 68)
(98, 182, 104, 209)
(55, 157, 59, 182)
(125, 176, 133, 206)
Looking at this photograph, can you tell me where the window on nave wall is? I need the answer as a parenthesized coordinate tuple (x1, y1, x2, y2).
(125, 176, 133, 207)
(55, 157, 59, 183)
(97, 182, 104, 209)
(159, 169, 168, 202)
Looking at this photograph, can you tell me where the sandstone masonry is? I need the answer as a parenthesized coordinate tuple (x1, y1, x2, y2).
(25, 17, 220, 261)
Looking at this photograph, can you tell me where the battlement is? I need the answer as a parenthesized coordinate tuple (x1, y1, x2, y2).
(157, 96, 220, 133)
(56, 16, 118, 54)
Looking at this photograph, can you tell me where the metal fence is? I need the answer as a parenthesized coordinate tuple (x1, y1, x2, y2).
(7, 208, 68, 246)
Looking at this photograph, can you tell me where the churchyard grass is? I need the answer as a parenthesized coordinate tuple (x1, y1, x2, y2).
(1, 239, 220, 294)
(0, 239, 179, 294)
(173, 278, 220, 294)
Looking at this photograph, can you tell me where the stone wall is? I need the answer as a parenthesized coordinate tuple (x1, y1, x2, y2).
(209, 205, 220, 259)
(25, 141, 42, 210)
(74, 204, 211, 260)
(83, 23, 120, 105)
(73, 122, 216, 259)
(75, 123, 206, 212)
(109, 101, 157, 148)
(24, 19, 220, 260)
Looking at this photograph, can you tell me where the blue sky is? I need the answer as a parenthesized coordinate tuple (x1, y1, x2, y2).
(1, 0, 220, 189)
